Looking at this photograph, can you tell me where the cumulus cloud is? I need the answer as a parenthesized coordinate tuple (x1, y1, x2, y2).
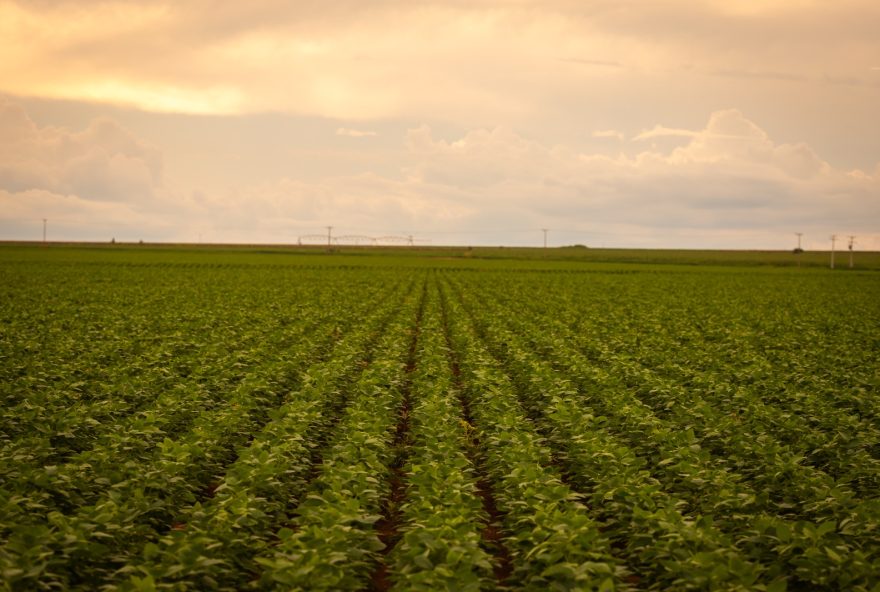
(0, 188, 174, 240)
(390, 110, 877, 247)
(634, 126, 698, 141)
(665, 110, 831, 179)
(336, 127, 377, 137)
(0, 97, 174, 240)
(1, 99, 877, 249)
(0, 98, 162, 202)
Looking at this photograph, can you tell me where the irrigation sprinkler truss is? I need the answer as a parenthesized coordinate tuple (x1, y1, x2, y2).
(334, 235, 376, 246)
(297, 234, 428, 246)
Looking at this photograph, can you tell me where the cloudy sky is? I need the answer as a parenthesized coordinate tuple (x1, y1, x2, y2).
(1, 0, 878, 249)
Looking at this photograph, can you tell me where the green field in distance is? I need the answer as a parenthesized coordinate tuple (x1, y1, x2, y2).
(2, 240, 880, 270)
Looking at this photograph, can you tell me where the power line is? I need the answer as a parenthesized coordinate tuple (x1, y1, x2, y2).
(830, 234, 837, 269)
(849, 235, 856, 269)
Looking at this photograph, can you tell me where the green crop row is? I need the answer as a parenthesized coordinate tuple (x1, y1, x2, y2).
(254, 281, 422, 590)
(385, 285, 493, 590)
(440, 283, 629, 591)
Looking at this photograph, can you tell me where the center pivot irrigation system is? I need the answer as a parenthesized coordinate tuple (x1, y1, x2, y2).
(297, 231, 428, 246)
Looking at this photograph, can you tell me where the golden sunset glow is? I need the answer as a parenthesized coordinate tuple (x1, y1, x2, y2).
(1, 0, 878, 247)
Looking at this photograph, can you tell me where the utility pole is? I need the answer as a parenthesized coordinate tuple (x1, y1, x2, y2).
(795, 232, 802, 250)
(830, 234, 837, 269)
(326, 226, 333, 247)
(848, 235, 856, 269)
(407, 234, 413, 246)
(541, 228, 548, 249)
(42, 218, 47, 244)
(795, 232, 803, 267)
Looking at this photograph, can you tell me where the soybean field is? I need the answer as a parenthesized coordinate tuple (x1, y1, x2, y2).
(1, 245, 879, 591)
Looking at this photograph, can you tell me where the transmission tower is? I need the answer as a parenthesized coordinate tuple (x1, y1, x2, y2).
(830, 234, 837, 269)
